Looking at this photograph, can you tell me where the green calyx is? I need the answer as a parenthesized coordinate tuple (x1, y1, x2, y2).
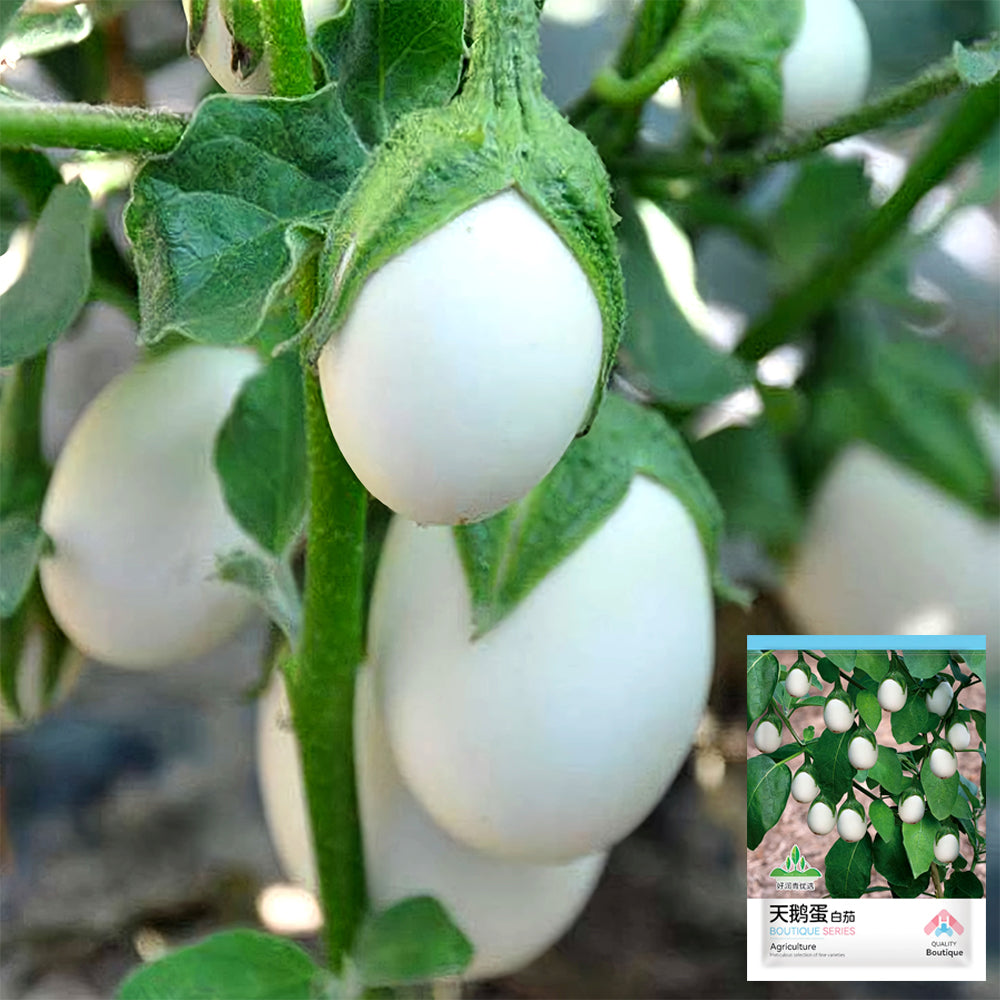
(826, 689, 850, 706)
(839, 797, 864, 818)
(680, 0, 803, 144)
(221, 0, 266, 78)
(304, 0, 625, 428)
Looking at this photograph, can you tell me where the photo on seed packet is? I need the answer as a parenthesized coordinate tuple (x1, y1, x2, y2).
(747, 648, 985, 900)
(745, 643, 986, 981)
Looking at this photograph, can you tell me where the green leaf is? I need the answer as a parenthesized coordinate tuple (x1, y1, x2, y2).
(944, 870, 984, 898)
(124, 87, 368, 347)
(0, 1, 26, 41)
(902, 651, 951, 680)
(868, 745, 904, 796)
(921, 760, 959, 821)
(769, 158, 872, 287)
(0, 515, 46, 618)
(816, 657, 840, 684)
(811, 728, 854, 803)
(453, 395, 723, 637)
(116, 930, 328, 1000)
(950, 787, 973, 823)
(0, 180, 92, 366)
(891, 694, 929, 745)
(354, 896, 473, 987)
(953, 40, 1000, 87)
(691, 422, 801, 550)
(969, 709, 986, 742)
(313, 0, 466, 147)
(822, 651, 856, 674)
(769, 744, 804, 765)
(747, 651, 779, 724)
(0, 0, 91, 59)
(855, 690, 881, 732)
(824, 834, 872, 899)
(214, 549, 301, 648)
(868, 798, 895, 843)
(813, 339, 996, 516)
(747, 754, 791, 850)
(616, 197, 748, 408)
(901, 815, 940, 878)
(854, 650, 890, 682)
(215, 352, 306, 556)
(802, 725, 815, 741)
(959, 650, 985, 679)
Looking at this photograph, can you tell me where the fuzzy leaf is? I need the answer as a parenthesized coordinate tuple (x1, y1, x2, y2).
(811, 728, 854, 803)
(0, 180, 92, 366)
(824, 834, 872, 899)
(0, 515, 46, 618)
(454, 395, 723, 637)
(125, 87, 367, 347)
(747, 754, 791, 850)
(215, 549, 301, 649)
(903, 651, 951, 680)
(313, 0, 466, 147)
(616, 197, 748, 408)
(921, 760, 959, 821)
(0, 0, 91, 59)
(953, 40, 1000, 87)
(116, 930, 329, 1000)
(354, 896, 473, 987)
(901, 815, 940, 878)
(868, 745, 904, 796)
(215, 352, 306, 556)
(891, 694, 929, 745)
(747, 651, 779, 724)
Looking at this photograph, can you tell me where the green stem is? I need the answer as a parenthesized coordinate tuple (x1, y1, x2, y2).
(614, 35, 999, 178)
(0, 101, 187, 153)
(930, 863, 944, 898)
(258, 0, 315, 98)
(260, 0, 364, 969)
(735, 78, 1000, 363)
(852, 780, 879, 802)
(286, 369, 367, 969)
(770, 700, 805, 749)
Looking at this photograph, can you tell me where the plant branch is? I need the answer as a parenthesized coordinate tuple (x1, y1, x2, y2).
(261, 0, 364, 971)
(0, 101, 187, 154)
(770, 700, 805, 749)
(930, 863, 943, 898)
(852, 780, 879, 802)
(735, 77, 1000, 363)
(614, 35, 999, 179)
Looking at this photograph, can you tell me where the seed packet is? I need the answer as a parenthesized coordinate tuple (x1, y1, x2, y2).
(746, 635, 987, 981)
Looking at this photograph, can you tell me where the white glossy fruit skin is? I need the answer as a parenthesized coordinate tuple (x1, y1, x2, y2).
(783, 422, 1000, 673)
(929, 746, 957, 779)
(370, 475, 714, 862)
(790, 770, 819, 804)
(807, 801, 835, 836)
(848, 736, 878, 771)
(837, 807, 866, 843)
(39, 346, 261, 669)
(947, 722, 972, 751)
(785, 667, 810, 698)
(926, 680, 954, 717)
(318, 190, 604, 526)
(898, 794, 925, 825)
(823, 698, 853, 734)
(256, 671, 607, 981)
(877, 678, 906, 713)
(781, 0, 871, 130)
(934, 833, 960, 864)
(753, 719, 781, 754)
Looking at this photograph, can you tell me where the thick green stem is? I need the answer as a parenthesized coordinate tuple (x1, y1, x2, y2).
(260, 0, 364, 970)
(930, 863, 944, 898)
(258, 0, 315, 98)
(736, 78, 1000, 363)
(614, 36, 999, 179)
(286, 369, 368, 968)
(0, 101, 187, 153)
